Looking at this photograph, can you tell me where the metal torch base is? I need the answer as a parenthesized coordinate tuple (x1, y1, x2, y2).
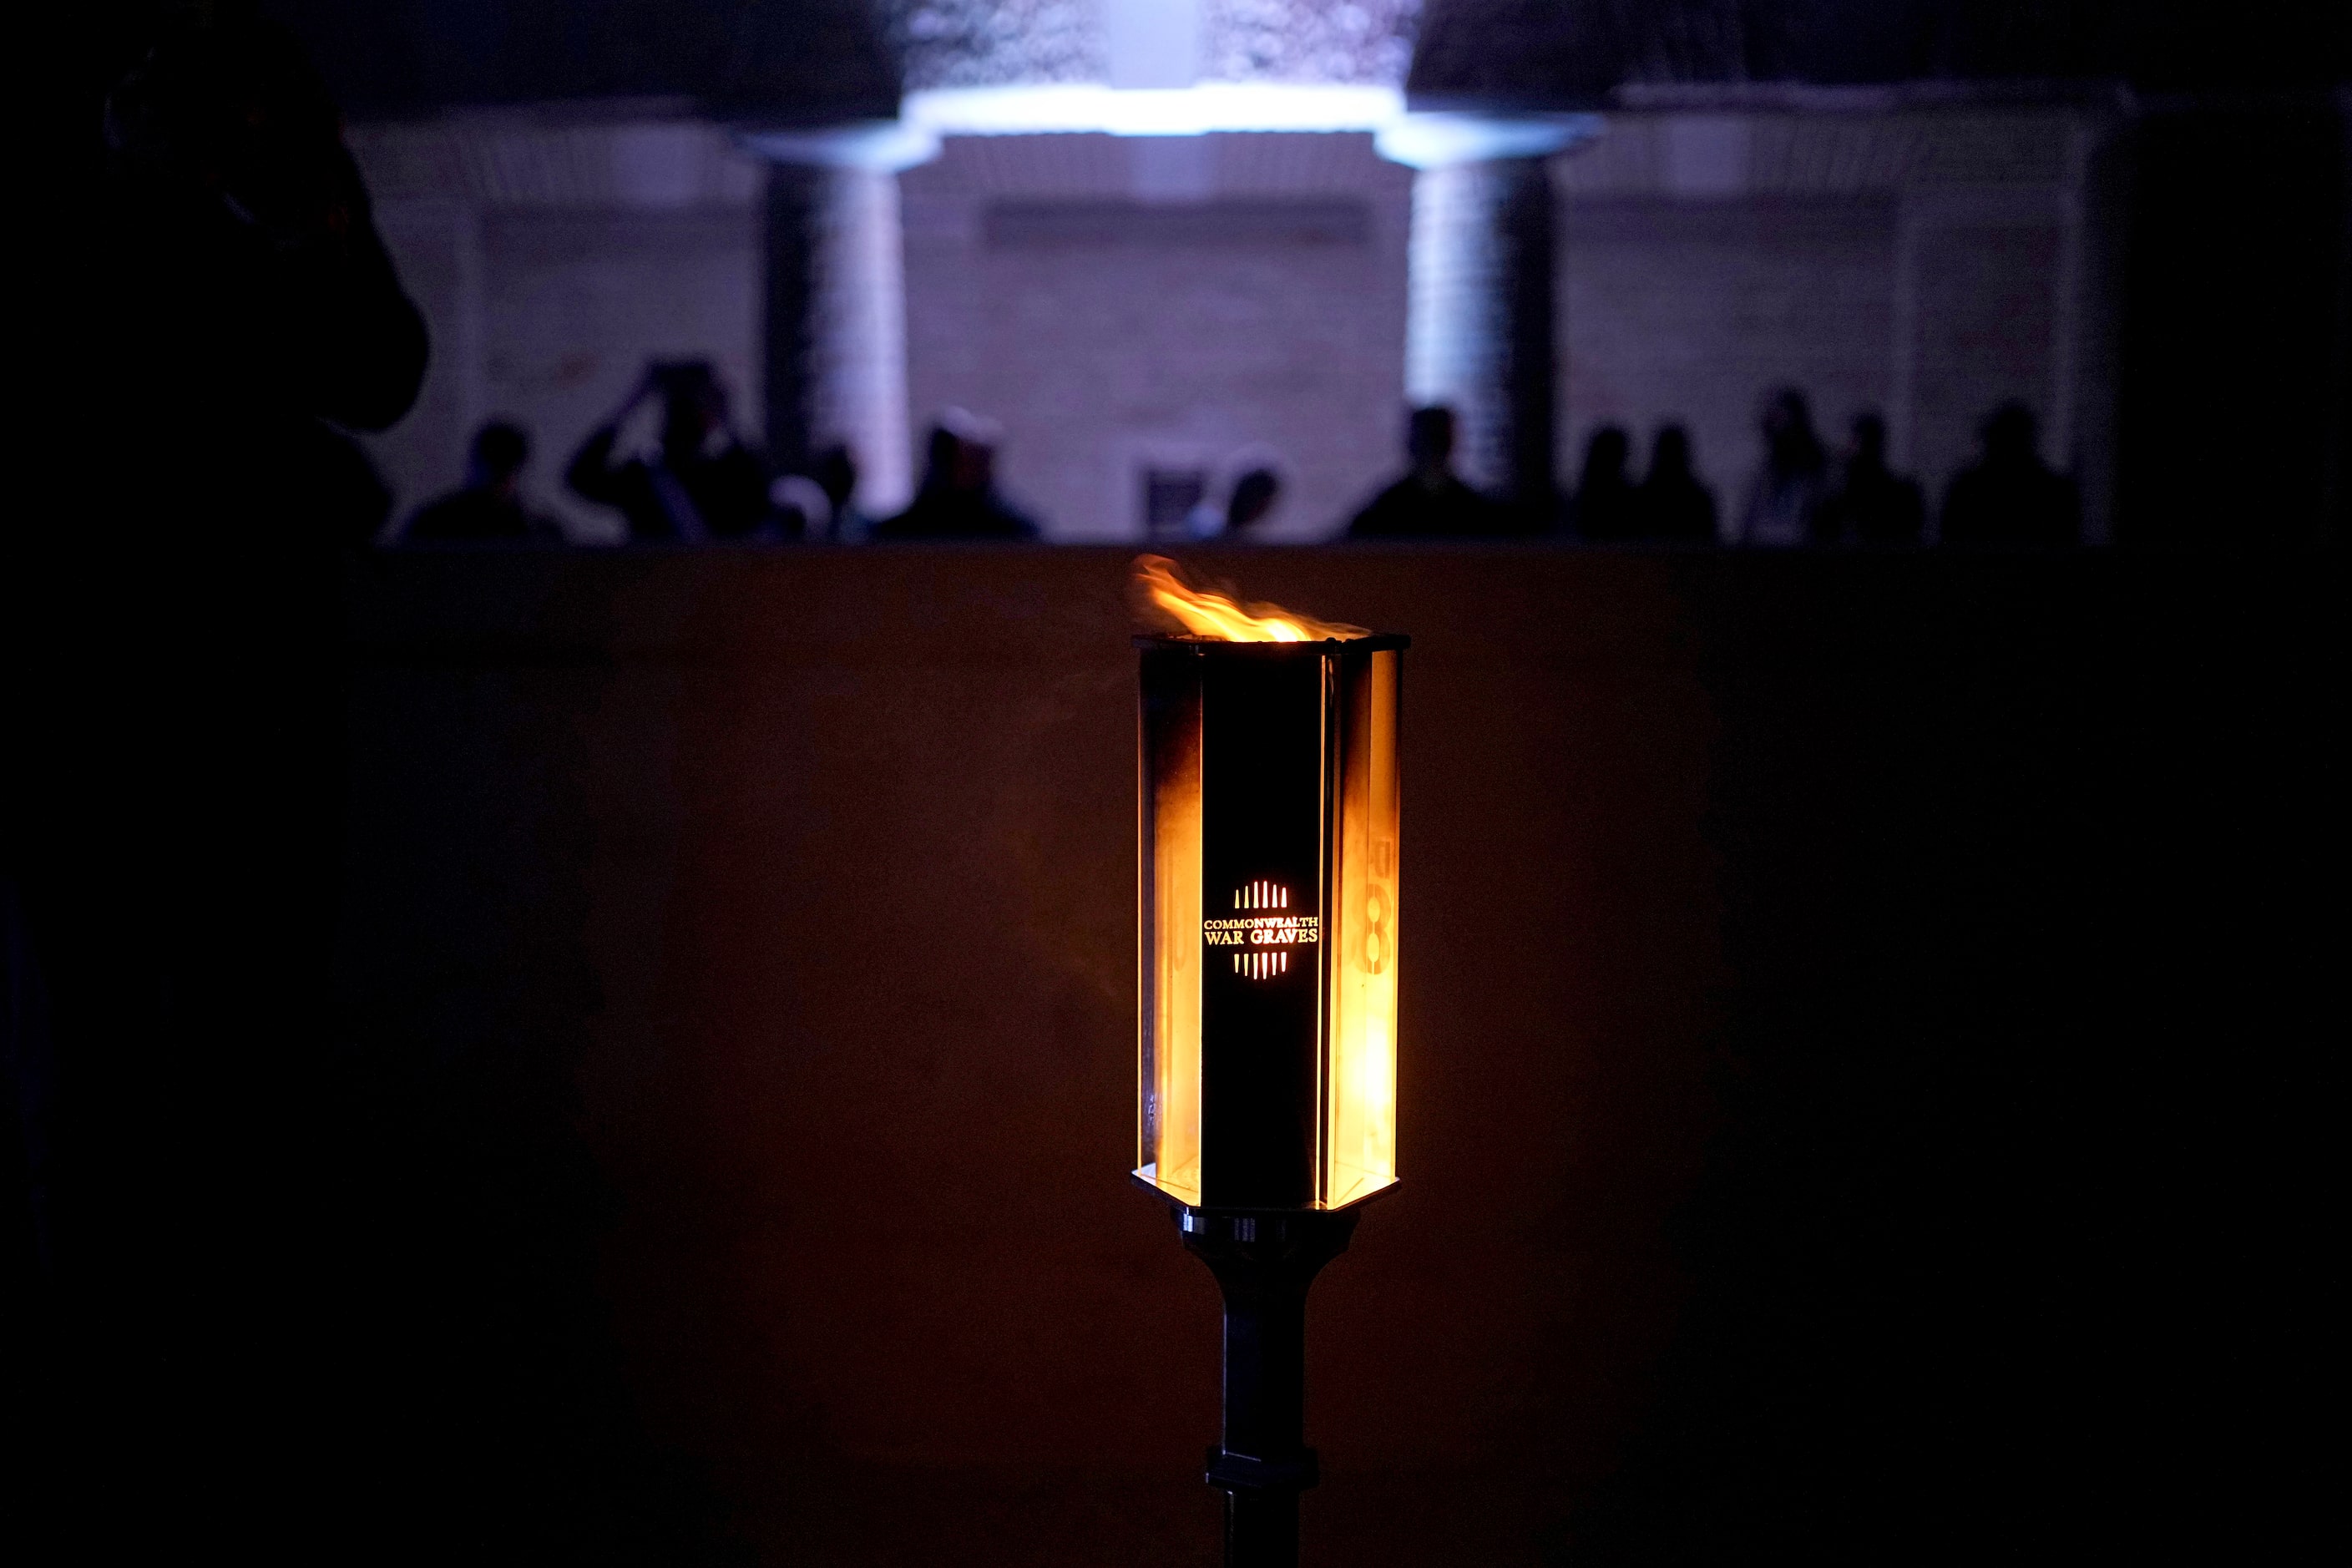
(1142, 1184, 1393, 1568)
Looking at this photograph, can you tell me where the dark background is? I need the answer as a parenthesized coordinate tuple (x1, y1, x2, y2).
(10, 3, 2344, 1563)
(301, 546, 2334, 1563)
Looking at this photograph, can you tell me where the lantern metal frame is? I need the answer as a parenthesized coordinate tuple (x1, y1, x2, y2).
(1131, 630, 1408, 1568)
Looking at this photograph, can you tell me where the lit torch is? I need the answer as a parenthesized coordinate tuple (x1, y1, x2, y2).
(1130, 554, 1406, 1568)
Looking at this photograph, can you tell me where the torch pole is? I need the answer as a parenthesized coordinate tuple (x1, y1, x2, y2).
(1172, 1205, 1363, 1568)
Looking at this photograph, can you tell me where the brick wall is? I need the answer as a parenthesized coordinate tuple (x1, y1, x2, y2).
(1555, 106, 2107, 539)
(1560, 195, 1900, 530)
(901, 132, 1414, 539)
(353, 119, 767, 543)
(352, 104, 2107, 545)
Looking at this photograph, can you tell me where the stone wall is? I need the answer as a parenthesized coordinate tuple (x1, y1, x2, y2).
(352, 118, 767, 543)
(900, 130, 1414, 539)
(1555, 104, 2110, 539)
(349, 100, 2108, 544)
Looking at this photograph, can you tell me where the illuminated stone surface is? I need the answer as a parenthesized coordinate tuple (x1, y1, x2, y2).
(884, 0, 1421, 89)
(886, 0, 1105, 89)
(1202, 0, 1419, 85)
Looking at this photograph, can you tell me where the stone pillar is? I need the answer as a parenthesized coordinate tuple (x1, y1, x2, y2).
(746, 122, 938, 518)
(1379, 114, 1601, 512)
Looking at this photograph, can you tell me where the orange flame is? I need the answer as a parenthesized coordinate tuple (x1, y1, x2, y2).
(1132, 555, 1368, 643)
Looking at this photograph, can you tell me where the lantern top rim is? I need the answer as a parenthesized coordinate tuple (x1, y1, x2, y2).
(1132, 632, 1411, 655)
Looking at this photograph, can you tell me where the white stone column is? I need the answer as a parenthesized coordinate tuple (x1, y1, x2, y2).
(1379, 114, 1600, 510)
(744, 122, 938, 517)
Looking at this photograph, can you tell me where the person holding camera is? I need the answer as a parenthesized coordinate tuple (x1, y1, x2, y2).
(565, 360, 777, 542)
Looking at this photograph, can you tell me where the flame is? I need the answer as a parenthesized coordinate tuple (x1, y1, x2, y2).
(1132, 555, 1368, 642)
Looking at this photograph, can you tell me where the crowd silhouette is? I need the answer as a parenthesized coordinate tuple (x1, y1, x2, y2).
(873, 408, 1040, 540)
(1820, 412, 1925, 544)
(565, 361, 776, 542)
(1568, 426, 1637, 541)
(393, 368, 2079, 549)
(405, 421, 561, 544)
(1640, 426, 1719, 543)
(1545, 387, 2073, 549)
(1328, 388, 2074, 547)
(1345, 407, 1508, 538)
(1942, 402, 2081, 545)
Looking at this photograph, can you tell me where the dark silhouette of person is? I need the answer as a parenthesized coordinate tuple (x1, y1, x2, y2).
(403, 421, 561, 544)
(1734, 387, 1829, 547)
(811, 443, 870, 541)
(1571, 425, 1639, 541)
(1941, 401, 2079, 546)
(77, 13, 426, 552)
(1819, 412, 1925, 545)
(566, 361, 776, 542)
(18, 8, 427, 1552)
(1636, 424, 1720, 544)
(1225, 467, 1282, 536)
(873, 411, 1041, 539)
(1348, 407, 1505, 539)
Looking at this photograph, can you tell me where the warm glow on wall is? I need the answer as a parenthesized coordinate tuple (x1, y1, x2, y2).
(1135, 559, 1404, 1211)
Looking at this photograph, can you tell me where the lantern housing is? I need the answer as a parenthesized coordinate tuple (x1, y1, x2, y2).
(1136, 632, 1406, 1212)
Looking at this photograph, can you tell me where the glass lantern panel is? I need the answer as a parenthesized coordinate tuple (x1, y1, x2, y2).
(1138, 653, 1202, 1204)
(1326, 648, 1400, 1208)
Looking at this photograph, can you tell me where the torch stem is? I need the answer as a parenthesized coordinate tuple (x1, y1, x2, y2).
(1225, 1490, 1302, 1568)
(1176, 1206, 1362, 1568)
